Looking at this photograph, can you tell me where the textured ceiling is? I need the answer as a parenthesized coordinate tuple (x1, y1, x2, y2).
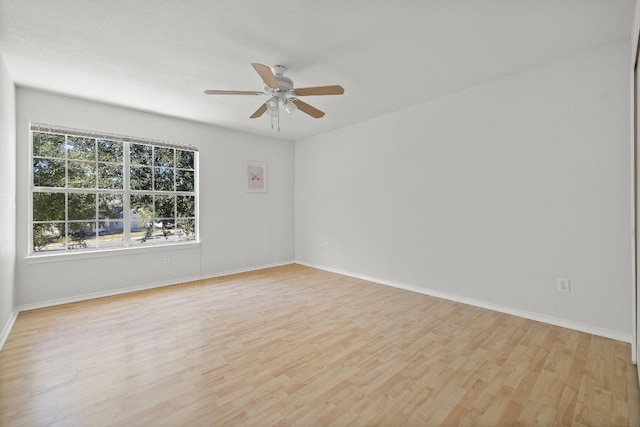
(0, 0, 635, 141)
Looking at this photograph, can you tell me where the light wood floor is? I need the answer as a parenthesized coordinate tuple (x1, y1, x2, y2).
(1, 264, 639, 426)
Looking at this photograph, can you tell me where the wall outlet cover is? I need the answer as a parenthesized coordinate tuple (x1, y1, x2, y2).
(556, 278, 570, 293)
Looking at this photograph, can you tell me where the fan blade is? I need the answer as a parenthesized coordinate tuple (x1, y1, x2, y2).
(294, 85, 344, 96)
(251, 63, 279, 89)
(292, 99, 325, 118)
(250, 103, 268, 119)
(204, 90, 262, 95)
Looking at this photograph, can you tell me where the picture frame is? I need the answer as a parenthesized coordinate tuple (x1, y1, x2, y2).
(244, 161, 267, 192)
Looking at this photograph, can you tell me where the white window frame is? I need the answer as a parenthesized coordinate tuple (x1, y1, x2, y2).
(28, 123, 199, 258)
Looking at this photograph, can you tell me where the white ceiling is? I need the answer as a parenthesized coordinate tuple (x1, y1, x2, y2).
(0, 0, 635, 141)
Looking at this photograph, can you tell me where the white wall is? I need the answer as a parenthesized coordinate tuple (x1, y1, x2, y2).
(295, 40, 632, 337)
(0, 53, 16, 337)
(15, 89, 294, 306)
(635, 47, 640, 375)
(634, 0, 640, 371)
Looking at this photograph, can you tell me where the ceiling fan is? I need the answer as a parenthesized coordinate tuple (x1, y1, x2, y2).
(205, 63, 344, 130)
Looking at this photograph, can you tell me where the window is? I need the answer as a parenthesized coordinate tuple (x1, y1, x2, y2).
(30, 124, 198, 255)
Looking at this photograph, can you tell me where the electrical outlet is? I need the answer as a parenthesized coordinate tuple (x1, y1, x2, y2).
(163, 255, 171, 264)
(556, 278, 570, 293)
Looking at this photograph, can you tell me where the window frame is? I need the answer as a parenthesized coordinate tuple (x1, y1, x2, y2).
(28, 123, 199, 258)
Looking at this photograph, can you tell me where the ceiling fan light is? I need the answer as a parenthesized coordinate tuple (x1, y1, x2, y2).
(284, 99, 297, 115)
(266, 98, 278, 112)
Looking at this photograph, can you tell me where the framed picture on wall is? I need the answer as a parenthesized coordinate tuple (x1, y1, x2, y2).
(244, 161, 267, 192)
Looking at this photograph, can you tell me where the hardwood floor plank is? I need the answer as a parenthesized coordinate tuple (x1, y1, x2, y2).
(1, 264, 639, 426)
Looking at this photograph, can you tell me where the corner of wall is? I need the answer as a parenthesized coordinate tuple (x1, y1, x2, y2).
(0, 50, 18, 351)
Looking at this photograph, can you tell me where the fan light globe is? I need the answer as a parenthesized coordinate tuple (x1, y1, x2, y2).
(284, 99, 297, 115)
(266, 98, 278, 111)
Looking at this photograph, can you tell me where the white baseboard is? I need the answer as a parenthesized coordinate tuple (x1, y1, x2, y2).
(18, 260, 295, 313)
(0, 308, 19, 351)
(1, 260, 295, 351)
(17, 274, 203, 312)
(198, 260, 295, 282)
(296, 261, 632, 344)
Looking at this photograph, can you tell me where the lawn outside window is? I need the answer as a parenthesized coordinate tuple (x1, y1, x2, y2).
(29, 124, 198, 256)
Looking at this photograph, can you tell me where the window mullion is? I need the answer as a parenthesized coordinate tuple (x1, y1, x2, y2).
(28, 129, 34, 254)
(65, 135, 69, 251)
(94, 138, 99, 248)
(64, 192, 69, 251)
(123, 142, 131, 247)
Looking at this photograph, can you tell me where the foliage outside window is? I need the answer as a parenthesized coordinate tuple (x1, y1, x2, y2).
(30, 125, 198, 255)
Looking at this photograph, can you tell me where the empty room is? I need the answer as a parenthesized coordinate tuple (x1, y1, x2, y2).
(2, 0, 640, 425)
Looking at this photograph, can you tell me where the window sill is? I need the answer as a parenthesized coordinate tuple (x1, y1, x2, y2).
(24, 241, 201, 264)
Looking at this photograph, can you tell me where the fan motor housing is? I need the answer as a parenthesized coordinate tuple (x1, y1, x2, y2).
(274, 75, 293, 91)
(271, 65, 293, 91)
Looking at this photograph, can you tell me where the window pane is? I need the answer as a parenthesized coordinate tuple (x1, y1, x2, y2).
(68, 193, 96, 221)
(130, 143, 152, 166)
(98, 163, 123, 189)
(131, 194, 153, 212)
(33, 192, 65, 221)
(33, 132, 65, 158)
(155, 219, 175, 242)
(154, 147, 174, 168)
(33, 222, 65, 252)
(67, 136, 96, 161)
(68, 161, 97, 188)
(33, 158, 66, 187)
(177, 219, 196, 241)
(176, 169, 194, 192)
(177, 195, 195, 217)
(132, 220, 162, 245)
(131, 194, 153, 233)
(99, 194, 123, 219)
(130, 166, 152, 190)
(131, 225, 153, 245)
(154, 195, 175, 219)
(98, 221, 124, 249)
(68, 222, 96, 250)
(154, 167, 174, 191)
(176, 150, 194, 170)
(97, 139, 123, 163)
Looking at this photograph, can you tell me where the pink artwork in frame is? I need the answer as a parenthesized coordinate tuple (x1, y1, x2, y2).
(244, 161, 267, 192)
